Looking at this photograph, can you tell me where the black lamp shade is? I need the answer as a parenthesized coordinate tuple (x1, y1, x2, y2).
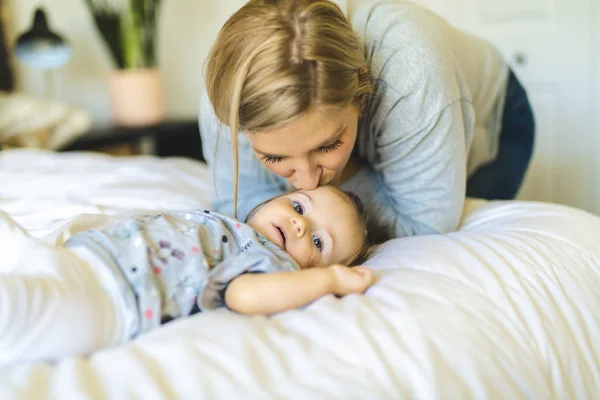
(15, 7, 71, 70)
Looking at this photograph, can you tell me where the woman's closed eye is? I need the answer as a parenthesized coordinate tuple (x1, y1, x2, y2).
(260, 155, 283, 164)
(260, 140, 343, 163)
(316, 139, 343, 154)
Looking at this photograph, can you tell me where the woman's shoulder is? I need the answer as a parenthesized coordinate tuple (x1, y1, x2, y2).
(350, 1, 453, 49)
(198, 88, 251, 153)
(351, 1, 458, 88)
(350, 1, 465, 130)
(198, 87, 217, 123)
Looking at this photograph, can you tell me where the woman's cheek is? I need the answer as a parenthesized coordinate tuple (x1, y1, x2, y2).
(320, 150, 350, 171)
(264, 162, 293, 178)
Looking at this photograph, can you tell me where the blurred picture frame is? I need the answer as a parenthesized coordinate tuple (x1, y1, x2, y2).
(0, 0, 15, 91)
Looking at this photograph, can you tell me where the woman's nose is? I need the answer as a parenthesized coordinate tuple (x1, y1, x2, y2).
(290, 217, 307, 237)
(293, 164, 322, 190)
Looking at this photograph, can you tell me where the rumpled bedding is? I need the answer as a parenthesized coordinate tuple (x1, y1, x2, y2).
(0, 149, 598, 399)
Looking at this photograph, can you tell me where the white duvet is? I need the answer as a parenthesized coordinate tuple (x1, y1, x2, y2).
(1, 149, 599, 399)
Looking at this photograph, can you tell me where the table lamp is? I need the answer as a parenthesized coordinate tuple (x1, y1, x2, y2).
(14, 7, 71, 96)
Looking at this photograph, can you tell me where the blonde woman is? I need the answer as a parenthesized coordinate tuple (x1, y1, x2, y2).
(199, 0, 535, 242)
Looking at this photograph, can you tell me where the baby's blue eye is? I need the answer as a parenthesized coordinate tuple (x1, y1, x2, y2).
(292, 201, 303, 215)
(313, 235, 323, 252)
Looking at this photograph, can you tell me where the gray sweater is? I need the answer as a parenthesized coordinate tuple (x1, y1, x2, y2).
(199, 0, 508, 240)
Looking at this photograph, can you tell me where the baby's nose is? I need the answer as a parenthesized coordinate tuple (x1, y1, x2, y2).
(290, 217, 307, 237)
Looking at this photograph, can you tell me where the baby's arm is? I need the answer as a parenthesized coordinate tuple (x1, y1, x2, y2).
(225, 265, 375, 315)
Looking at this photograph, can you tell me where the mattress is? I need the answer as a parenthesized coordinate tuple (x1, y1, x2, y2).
(0, 149, 599, 399)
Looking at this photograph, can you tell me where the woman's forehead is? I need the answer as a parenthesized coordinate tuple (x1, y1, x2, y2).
(248, 106, 356, 149)
(249, 113, 344, 149)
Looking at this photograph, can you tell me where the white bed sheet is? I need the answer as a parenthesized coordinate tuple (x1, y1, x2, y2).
(1, 149, 599, 399)
(0, 149, 213, 243)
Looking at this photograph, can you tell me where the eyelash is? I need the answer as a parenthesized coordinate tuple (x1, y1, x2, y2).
(260, 140, 344, 164)
(261, 155, 283, 164)
(317, 140, 343, 154)
(292, 200, 323, 253)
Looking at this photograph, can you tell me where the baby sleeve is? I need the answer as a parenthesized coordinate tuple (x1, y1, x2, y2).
(199, 250, 297, 310)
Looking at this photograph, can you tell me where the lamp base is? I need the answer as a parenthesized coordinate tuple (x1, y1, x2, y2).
(108, 69, 164, 127)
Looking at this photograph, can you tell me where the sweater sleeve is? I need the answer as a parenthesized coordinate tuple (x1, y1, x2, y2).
(372, 100, 468, 237)
(199, 249, 297, 310)
(351, 2, 475, 237)
(198, 90, 288, 220)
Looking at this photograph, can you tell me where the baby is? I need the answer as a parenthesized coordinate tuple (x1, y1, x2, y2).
(0, 186, 373, 365)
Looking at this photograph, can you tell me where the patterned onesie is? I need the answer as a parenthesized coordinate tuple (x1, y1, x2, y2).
(66, 210, 299, 340)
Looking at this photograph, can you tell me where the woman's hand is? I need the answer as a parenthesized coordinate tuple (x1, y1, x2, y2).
(328, 265, 375, 296)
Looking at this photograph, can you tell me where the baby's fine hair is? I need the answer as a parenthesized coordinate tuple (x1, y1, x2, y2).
(341, 190, 370, 266)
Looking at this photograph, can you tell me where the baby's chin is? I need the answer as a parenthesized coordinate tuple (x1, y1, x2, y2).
(280, 248, 311, 270)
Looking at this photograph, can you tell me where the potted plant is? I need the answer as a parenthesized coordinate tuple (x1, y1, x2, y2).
(83, 0, 165, 126)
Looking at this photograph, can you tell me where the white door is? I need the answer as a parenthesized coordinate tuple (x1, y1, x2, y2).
(412, 0, 597, 213)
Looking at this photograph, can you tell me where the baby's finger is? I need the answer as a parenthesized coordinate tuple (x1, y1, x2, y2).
(354, 267, 374, 280)
(353, 266, 371, 275)
(358, 269, 376, 289)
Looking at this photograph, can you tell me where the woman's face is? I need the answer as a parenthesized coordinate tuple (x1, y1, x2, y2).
(245, 104, 359, 190)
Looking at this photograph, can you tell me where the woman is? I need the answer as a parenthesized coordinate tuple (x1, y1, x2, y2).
(199, 0, 535, 242)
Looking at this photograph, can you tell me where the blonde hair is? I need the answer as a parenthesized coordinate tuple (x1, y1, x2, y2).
(205, 0, 372, 217)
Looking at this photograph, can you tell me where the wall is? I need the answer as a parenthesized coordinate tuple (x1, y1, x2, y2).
(411, 0, 599, 214)
(8, 0, 247, 123)
(592, 0, 600, 215)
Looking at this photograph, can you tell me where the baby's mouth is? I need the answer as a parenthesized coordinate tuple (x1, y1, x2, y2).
(274, 224, 287, 250)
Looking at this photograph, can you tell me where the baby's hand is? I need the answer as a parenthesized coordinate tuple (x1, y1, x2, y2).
(328, 265, 375, 296)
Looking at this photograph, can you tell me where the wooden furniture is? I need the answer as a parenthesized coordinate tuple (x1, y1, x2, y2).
(59, 120, 205, 162)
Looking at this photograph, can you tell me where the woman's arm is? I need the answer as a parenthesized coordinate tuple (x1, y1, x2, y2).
(374, 102, 468, 238)
(199, 90, 288, 220)
(224, 265, 374, 315)
(351, 3, 471, 238)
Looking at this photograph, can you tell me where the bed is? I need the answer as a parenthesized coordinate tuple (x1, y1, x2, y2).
(1, 149, 599, 399)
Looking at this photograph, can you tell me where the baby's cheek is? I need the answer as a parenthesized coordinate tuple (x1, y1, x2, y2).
(288, 248, 310, 270)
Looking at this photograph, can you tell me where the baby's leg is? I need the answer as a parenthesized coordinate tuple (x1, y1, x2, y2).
(0, 245, 126, 365)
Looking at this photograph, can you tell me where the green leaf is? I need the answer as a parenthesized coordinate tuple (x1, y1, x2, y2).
(81, 0, 163, 69)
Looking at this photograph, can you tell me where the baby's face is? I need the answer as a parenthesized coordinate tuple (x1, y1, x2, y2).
(248, 186, 364, 269)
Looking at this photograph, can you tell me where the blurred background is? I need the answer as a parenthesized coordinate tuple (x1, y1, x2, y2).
(1, 0, 599, 215)
(5, 0, 250, 120)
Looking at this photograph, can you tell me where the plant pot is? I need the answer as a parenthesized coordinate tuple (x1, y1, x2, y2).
(108, 69, 164, 127)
